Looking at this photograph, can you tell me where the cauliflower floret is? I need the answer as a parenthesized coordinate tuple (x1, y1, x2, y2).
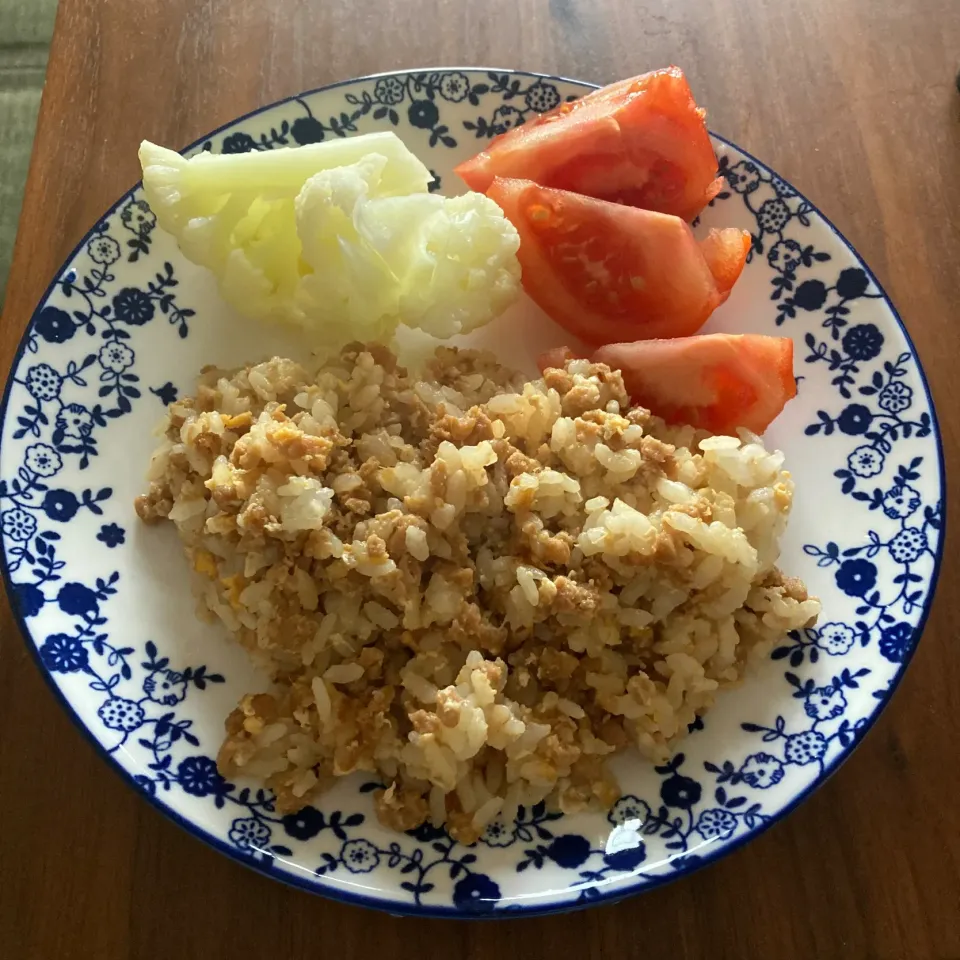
(140, 133, 432, 230)
(382, 191, 521, 339)
(295, 157, 521, 343)
(293, 154, 404, 343)
(139, 134, 521, 347)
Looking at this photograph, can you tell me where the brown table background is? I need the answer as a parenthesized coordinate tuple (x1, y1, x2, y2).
(2, 0, 959, 956)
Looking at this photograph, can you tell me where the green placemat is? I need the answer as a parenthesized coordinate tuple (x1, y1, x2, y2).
(0, 0, 58, 310)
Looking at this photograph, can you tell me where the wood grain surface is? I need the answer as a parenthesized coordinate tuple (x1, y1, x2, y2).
(1, 0, 958, 956)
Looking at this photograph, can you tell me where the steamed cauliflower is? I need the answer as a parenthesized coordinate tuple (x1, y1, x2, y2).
(139, 133, 521, 346)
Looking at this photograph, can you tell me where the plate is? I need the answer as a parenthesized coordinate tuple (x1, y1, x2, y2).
(0, 69, 945, 916)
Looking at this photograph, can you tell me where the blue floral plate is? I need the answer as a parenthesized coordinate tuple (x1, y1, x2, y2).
(0, 69, 945, 917)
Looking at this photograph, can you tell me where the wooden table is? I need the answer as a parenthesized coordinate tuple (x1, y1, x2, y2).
(2, 0, 958, 955)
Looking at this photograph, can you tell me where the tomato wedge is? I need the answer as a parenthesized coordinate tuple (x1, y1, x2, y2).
(699, 227, 753, 301)
(455, 67, 723, 222)
(488, 178, 749, 346)
(540, 335, 796, 434)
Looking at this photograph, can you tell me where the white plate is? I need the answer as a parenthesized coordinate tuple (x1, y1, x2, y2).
(0, 69, 944, 916)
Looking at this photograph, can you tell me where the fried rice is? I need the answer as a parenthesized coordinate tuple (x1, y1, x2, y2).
(135, 343, 820, 843)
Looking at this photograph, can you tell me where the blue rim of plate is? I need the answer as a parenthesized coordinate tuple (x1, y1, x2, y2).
(0, 68, 946, 918)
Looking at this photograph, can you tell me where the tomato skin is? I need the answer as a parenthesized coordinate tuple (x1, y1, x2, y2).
(699, 228, 752, 302)
(539, 335, 797, 435)
(455, 67, 722, 222)
(592, 335, 796, 433)
(487, 178, 749, 347)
